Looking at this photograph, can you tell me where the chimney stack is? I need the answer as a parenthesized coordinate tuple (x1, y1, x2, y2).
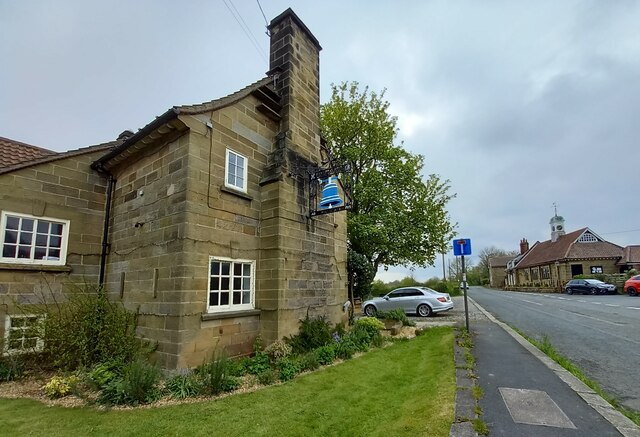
(520, 238, 529, 254)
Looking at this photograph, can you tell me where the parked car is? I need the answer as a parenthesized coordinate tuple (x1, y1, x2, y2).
(564, 279, 616, 295)
(362, 286, 453, 318)
(624, 275, 640, 296)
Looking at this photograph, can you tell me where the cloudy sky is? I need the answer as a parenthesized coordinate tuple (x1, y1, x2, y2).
(2, 1, 639, 281)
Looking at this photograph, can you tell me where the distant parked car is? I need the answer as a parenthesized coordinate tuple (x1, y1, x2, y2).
(362, 287, 453, 318)
(564, 279, 616, 295)
(624, 275, 640, 296)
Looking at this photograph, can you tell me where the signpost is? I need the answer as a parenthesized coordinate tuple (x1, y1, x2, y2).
(453, 239, 472, 331)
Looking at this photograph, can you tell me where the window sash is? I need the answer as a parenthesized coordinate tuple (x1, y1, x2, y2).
(225, 149, 247, 192)
(4, 315, 44, 355)
(207, 257, 254, 312)
(0, 212, 69, 265)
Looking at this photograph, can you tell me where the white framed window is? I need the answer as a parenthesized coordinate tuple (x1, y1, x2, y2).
(1, 212, 70, 265)
(4, 315, 44, 355)
(207, 257, 254, 313)
(225, 149, 247, 192)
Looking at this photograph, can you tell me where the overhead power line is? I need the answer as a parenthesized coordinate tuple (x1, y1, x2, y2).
(222, 0, 268, 64)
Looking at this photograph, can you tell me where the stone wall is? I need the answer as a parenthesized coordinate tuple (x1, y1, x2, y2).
(0, 150, 108, 344)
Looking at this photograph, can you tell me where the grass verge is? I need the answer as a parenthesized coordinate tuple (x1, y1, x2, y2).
(511, 326, 640, 427)
(0, 327, 455, 437)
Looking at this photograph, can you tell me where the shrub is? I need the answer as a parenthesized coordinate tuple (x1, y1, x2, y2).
(98, 359, 162, 406)
(355, 316, 384, 333)
(165, 373, 202, 400)
(43, 375, 79, 399)
(0, 357, 24, 382)
(36, 283, 150, 371)
(287, 312, 333, 354)
(299, 351, 320, 372)
(197, 352, 236, 396)
(375, 308, 415, 327)
(335, 337, 358, 360)
(246, 352, 271, 376)
(277, 357, 301, 382)
(257, 368, 278, 386)
(315, 345, 336, 366)
(87, 360, 123, 390)
(264, 339, 292, 362)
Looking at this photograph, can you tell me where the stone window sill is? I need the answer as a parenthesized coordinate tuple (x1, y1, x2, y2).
(0, 263, 72, 272)
(220, 185, 253, 201)
(201, 309, 261, 321)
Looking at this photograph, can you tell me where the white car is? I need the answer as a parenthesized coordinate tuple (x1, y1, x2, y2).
(362, 286, 453, 318)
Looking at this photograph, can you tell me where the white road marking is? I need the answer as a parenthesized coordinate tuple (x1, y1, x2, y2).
(629, 307, 640, 310)
(522, 299, 543, 306)
(557, 308, 625, 326)
(605, 304, 619, 307)
(578, 300, 587, 303)
(557, 297, 567, 300)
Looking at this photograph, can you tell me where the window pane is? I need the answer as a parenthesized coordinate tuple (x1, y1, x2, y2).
(3, 245, 16, 258)
(24, 338, 37, 348)
(233, 277, 241, 290)
(51, 223, 63, 235)
(35, 234, 48, 246)
(18, 246, 31, 258)
(243, 277, 250, 290)
(21, 219, 34, 232)
(243, 264, 251, 275)
(49, 236, 61, 248)
(5, 230, 17, 244)
(236, 155, 245, 169)
(243, 291, 250, 304)
(220, 291, 229, 305)
(210, 277, 219, 290)
(6, 216, 19, 230)
(19, 231, 33, 244)
(211, 261, 220, 275)
(229, 153, 236, 166)
(221, 277, 230, 290)
(34, 247, 46, 259)
(48, 249, 60, 259)
(234, 263, 242, 275)
(11, 318, 25, 328)
(37, 221, 49, 233)
(209, 292, 219, 306)
(221, 262, 230, 275)
(233, 291, 241, 305)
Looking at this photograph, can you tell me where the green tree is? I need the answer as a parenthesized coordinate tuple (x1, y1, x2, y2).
(321, 82, 456, 278)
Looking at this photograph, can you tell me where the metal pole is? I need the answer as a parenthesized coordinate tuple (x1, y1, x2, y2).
(462, 255, 469, 331)
(442, 252, 446, 280)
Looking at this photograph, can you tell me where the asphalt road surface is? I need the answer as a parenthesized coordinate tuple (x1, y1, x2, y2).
(468, 286, 640, 412)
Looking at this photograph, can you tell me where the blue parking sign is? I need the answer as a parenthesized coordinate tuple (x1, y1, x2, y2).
(453, 238, 472, 256)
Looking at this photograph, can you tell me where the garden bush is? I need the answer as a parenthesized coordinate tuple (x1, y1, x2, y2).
(287, 313, 333, 354)
(0, 356, 24, 382)
(165, 373, 202, 400)
(299, 351, 320, 371)
(375, 308, 415, 327)
(264, 339, 292, 362)
(277, 357, 301, 382)
(315, 344, 336, 366)
(35, 283, 151, 371)
(197, 352, 237, 396)
(43, 375, 79, 399)
(98, 359, 162, 406)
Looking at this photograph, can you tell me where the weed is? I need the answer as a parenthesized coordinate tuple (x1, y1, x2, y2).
(472, 418, 489, 435)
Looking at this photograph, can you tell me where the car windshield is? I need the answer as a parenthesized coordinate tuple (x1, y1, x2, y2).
(585, 279, 604, 285)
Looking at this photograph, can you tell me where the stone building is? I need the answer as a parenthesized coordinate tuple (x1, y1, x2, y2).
(0, 9, 348, 369)
(488, 256, 512, 288)
(506, 214, 623, 291)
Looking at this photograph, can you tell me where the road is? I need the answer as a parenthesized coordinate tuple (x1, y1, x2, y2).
(468, 286, 640, 412)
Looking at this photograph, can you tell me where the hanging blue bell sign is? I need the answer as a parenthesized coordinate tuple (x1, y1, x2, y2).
(318, 175, 344, 209)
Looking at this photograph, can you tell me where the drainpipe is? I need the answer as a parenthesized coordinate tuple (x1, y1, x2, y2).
(97, 169, 116, 287)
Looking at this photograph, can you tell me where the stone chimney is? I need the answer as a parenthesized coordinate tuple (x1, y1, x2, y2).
(520, 238, 529, 254)
(267, 8, 322, 163)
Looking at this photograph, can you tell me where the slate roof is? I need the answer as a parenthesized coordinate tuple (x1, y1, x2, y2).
(489, 256, 514, 268)
(617, 245, 640, 266)
(0, 136, 56, 170)
(517, 228, 623, 268)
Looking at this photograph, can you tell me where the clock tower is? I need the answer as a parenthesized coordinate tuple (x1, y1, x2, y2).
(550, 203, 565, 242)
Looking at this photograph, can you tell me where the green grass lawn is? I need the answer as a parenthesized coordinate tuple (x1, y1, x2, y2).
(0, 327, 455, 437)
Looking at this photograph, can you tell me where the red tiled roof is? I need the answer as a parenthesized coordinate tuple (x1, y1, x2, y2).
(0, 136, 56, 170)
(517, 228, 622, 268)
(617, 245, 640, 265)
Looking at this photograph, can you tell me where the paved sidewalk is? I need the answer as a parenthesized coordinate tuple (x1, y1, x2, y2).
(448, 297, 640, 437)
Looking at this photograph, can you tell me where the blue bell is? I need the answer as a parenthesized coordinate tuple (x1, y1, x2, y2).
(318, 175, 344, 209)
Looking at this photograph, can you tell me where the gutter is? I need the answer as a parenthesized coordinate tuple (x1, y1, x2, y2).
(91, 163, 115, 288)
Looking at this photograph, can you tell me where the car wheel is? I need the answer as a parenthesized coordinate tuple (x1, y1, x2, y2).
(567, 288, 573, 295)
(417, 304, 432, 317)
(364, 305, 377, 317)
(628, 287, 638, 297)
(589, 287, 598, 295)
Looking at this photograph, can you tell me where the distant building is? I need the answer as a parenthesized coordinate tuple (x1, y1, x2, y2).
(506, 214, 627, 291)
(488, 256, 512, 288)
